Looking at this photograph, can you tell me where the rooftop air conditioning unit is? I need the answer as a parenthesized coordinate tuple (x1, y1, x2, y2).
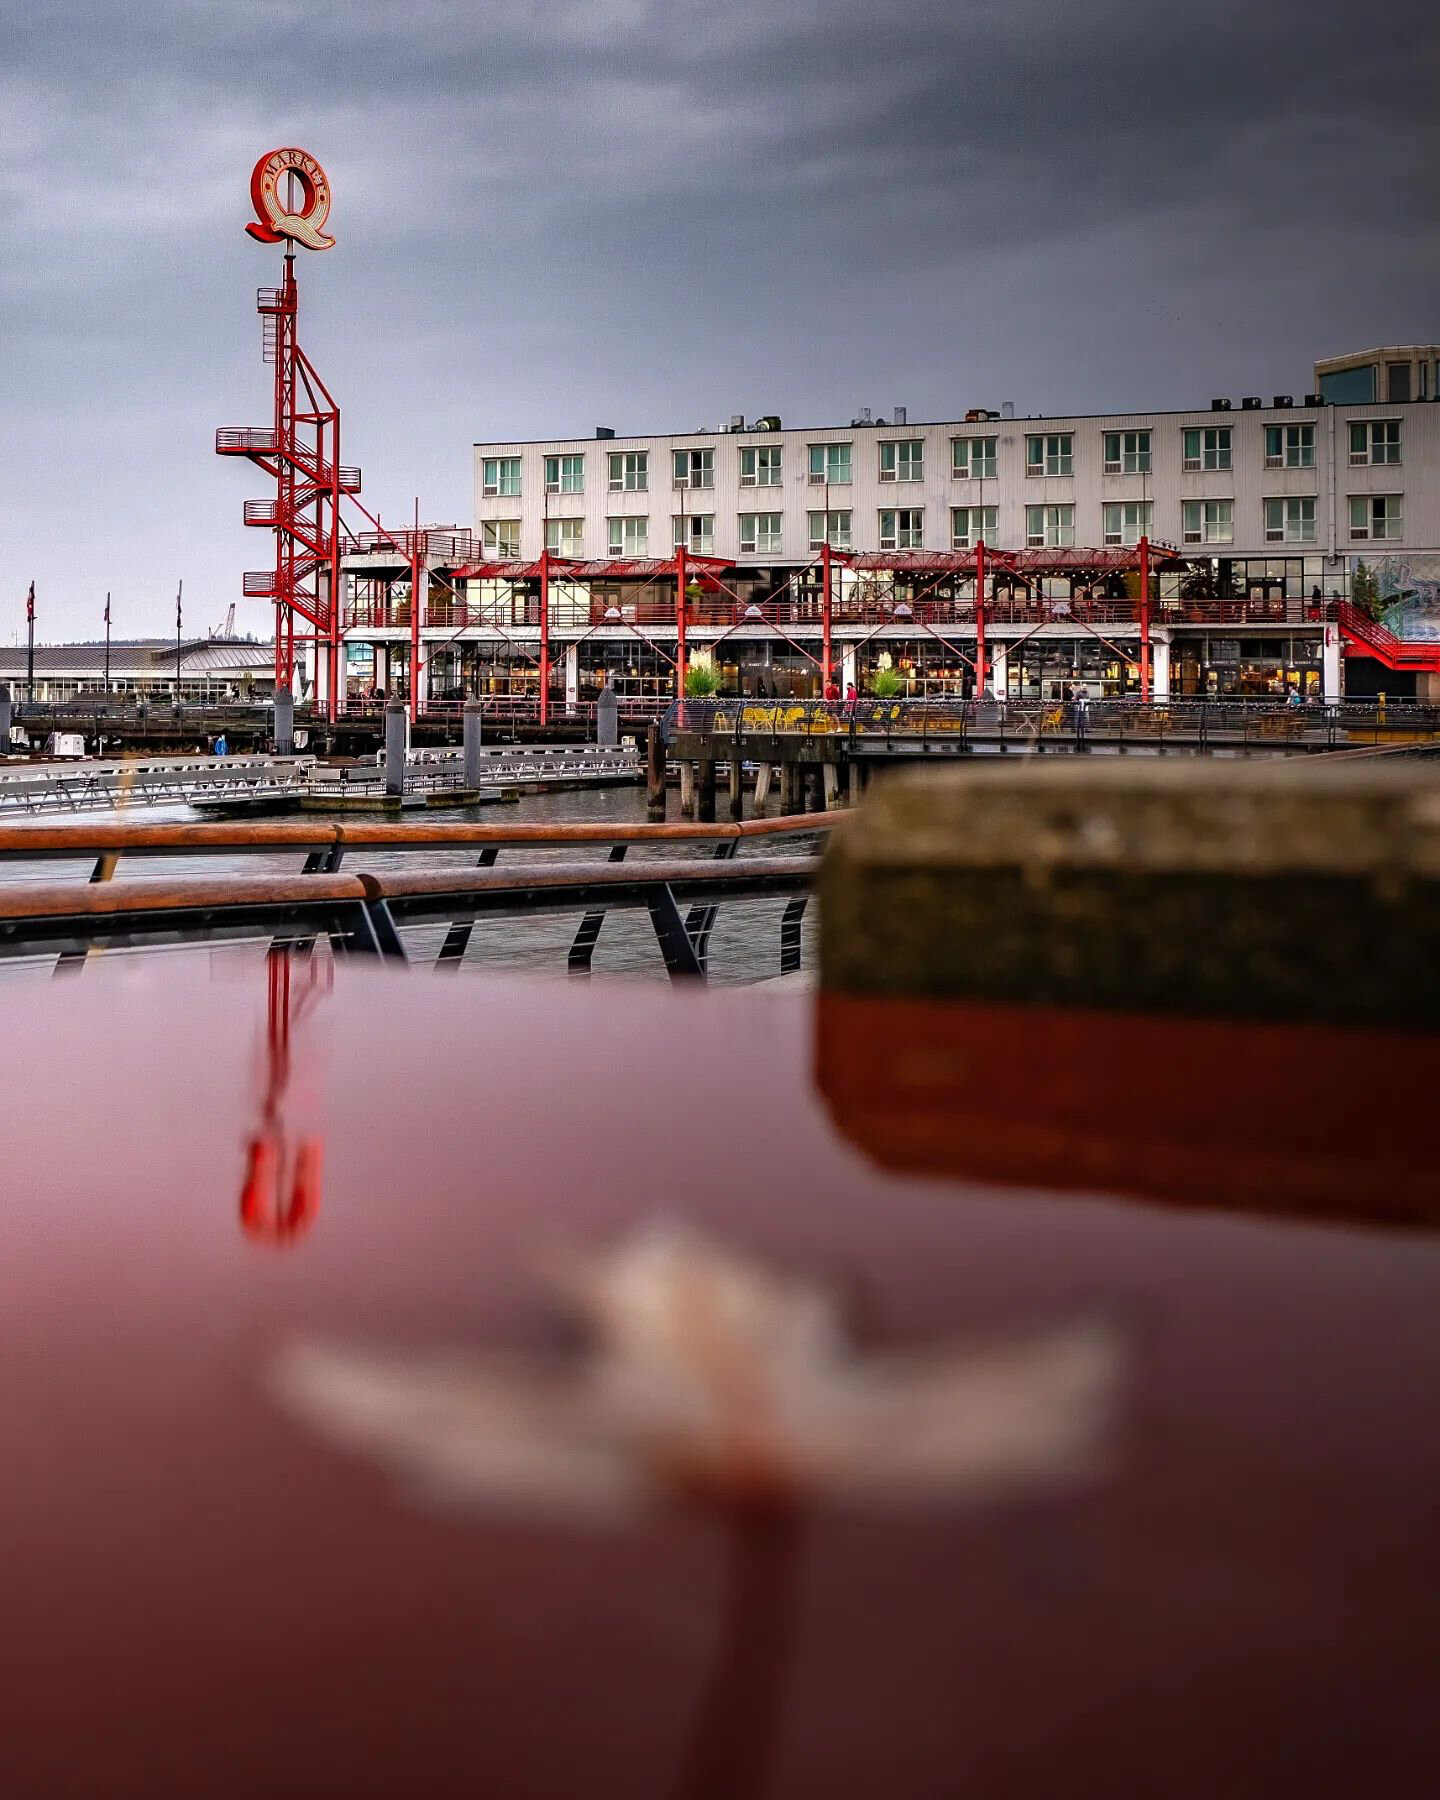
(596, 426, 615, 439)
(893, 405, 907, 426)
(1273, 394, 1294, 408)
(752, 415, 782, 430)
(851, 407, 874, 427)
(1001, 401, 1015, 420)
(729, 414, 745, 431)
(1241, 396, 1262, 409)
(1304, 393, 1324, 406)
(1211, 397, 1232, 410)
(964, 408, 988, 422)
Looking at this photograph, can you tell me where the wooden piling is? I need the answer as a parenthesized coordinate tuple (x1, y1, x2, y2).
(646, 725, 667, 820)
(679, 760, 696, 819)
(697, 759, 717, 824)
(728, 757, 744, 821)
(753, 762, 773, 816)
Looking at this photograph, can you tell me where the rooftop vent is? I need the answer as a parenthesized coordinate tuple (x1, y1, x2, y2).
(729, 414, 745, 431)
(751, 415, 781, 431)
(596, 426, 615, 439)
(1273, 394, 1294, 408)
(893, 405, 907, 426)
(851, 406, 874, 427)
(1211, 397, 1232, 410)
(1001, 400, 1015, 420)
(1241, 396, 1262, 410)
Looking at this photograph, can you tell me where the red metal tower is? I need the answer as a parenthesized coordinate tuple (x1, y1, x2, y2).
(216, 150, 358, 721)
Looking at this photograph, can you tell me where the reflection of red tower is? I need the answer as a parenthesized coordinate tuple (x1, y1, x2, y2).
(216, 252, 360, 720)
(239, 949, 328, 1246)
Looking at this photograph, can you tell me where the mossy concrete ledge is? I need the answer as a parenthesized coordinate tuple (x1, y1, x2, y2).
(818, 761, 1440, 1026)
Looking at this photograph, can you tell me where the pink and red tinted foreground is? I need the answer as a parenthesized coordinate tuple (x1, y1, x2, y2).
(3, 957, 1437, 1798)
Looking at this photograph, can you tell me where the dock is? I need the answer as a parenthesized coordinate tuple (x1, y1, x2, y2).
(0, 744, 639, 817)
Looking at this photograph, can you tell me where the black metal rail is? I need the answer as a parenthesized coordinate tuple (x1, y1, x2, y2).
(0, 858, 815, 979)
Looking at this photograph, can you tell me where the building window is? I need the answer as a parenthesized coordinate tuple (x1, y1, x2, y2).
(673, 448, 714, 490)
(482, 519, 521, 558)
(1102, 500, 1153, 546)
(1026, 433, 1073, 477)
(608, 515, 648, 556)
(545, 518, 584, 556)
(879, 508, 924, 550)
(807, 509, 852, 550)
(808, 443, 852, 485)
(1182, 499, 1234, 544)
(607, 451, 648, 492)
(1182, 426, 1232, 471)
(951, 505, 998, 549)
(740, 445, 782, 487)
(879, 439, 924, 482)
(673, 514, 715, 555)
(738, 512, 783, 554)
(544, 453, 584, 494)
(1349, 420, 1402, 466)
(1025, 504, 1075, 548)
(952, 437, 998, 480)
(1264, 497, 1317, 542)
(1349, 494, 1403, 541)
(1103, 429, 1151, 475)
(1264, 424, 1315, 469)
(482, 456, 521, 498)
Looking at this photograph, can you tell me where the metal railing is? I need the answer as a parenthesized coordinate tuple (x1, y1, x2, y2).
(670, 695, 1440, 751)
(368, 592, 1346, 632)
(0, 815, 831, 976)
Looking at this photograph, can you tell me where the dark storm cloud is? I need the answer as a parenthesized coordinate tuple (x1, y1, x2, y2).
(1, 0, 1435, 632)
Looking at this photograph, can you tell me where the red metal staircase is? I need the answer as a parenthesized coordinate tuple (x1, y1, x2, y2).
(216, 263, 361, 717)
(1336, 602, 1440, 675)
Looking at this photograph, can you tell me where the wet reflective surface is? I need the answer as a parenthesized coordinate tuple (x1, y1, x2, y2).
(3, 956, 1439, 1796)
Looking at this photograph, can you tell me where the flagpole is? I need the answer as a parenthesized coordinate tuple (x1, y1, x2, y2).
(104, 592, 111, 693)
(26, 583, 35, 702)
(175, 579, 183, 703)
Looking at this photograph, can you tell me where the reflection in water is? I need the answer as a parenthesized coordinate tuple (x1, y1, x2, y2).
(272, 1226, 1121, 1798)
(238, 948, 329, 1246)
(814, 989, 1440, 1230)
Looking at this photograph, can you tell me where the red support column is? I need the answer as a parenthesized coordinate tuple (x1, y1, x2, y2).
(1139, 533, 1152, 702)
(409, 541, 421, 725)
(821, 539, 833, 694)
(675, 543, 688, 699)
(328, 411, 342, 724)
(539, 548, 551, 730)
(975, 539, 988, 696)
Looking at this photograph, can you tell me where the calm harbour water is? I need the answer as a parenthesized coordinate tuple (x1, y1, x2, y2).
(3, 784, 822, 985)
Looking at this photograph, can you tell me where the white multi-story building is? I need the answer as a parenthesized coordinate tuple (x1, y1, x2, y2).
(474, 396, 1439, 574)
(328, 372, 1440, 718)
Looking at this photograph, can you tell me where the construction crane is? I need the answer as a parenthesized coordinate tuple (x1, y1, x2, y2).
(210, 603, 236, 640)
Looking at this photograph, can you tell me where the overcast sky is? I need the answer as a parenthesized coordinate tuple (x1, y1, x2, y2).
(1, 0, 1435, 639)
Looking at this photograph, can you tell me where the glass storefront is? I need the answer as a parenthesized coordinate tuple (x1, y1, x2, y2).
(1001, 638, 1140, 701)
(1171, 634, 1323, 698)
